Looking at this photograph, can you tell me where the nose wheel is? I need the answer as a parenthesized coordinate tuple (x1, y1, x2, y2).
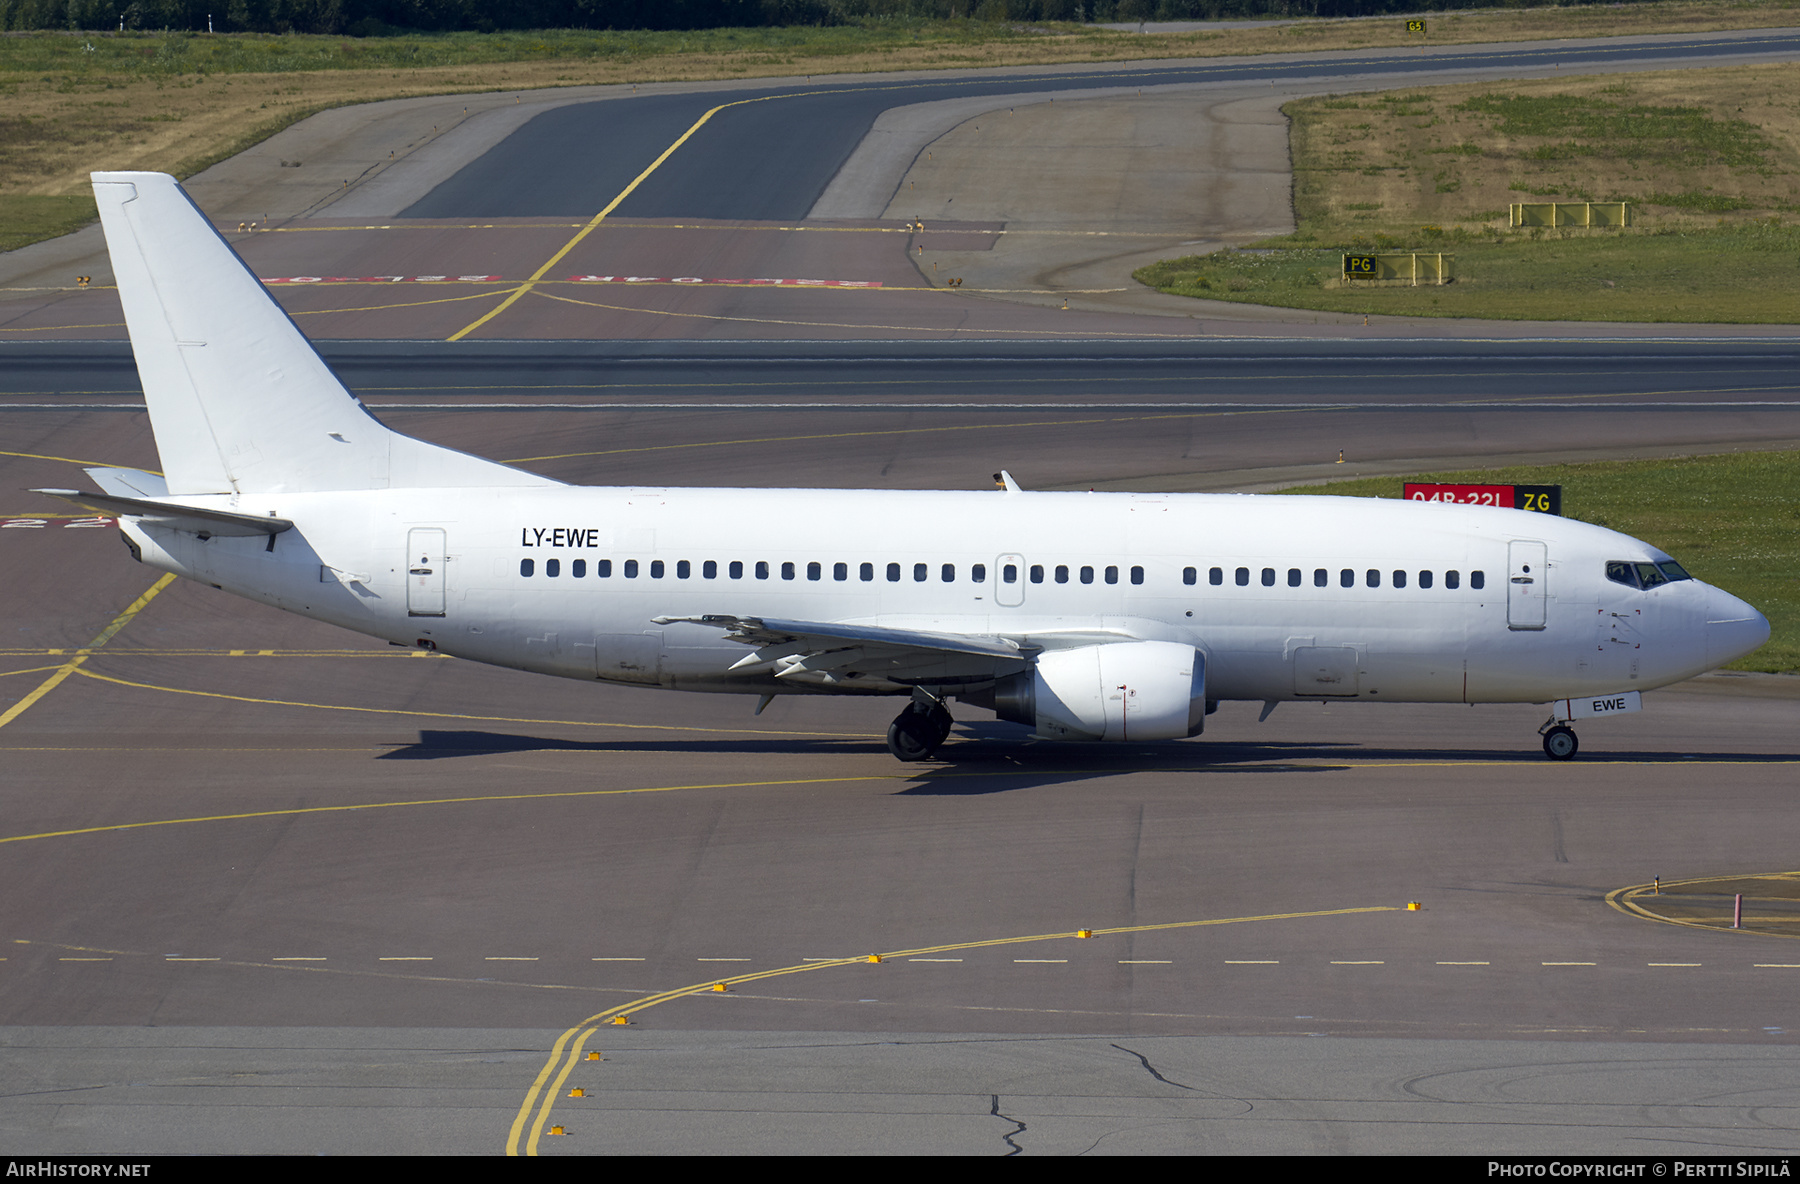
(887, 700, 954, 762)
(1541, 724, 1579, 761)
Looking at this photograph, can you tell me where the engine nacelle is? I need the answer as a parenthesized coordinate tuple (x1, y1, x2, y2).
(992, 640, 1205, 742)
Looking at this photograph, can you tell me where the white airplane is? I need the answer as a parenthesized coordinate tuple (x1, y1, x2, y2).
(39, 172, 1771, 762)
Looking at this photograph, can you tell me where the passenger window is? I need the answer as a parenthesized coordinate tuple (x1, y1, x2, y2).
(676, 560, 690, 579)
(1471, 570, 1485, 590)
(1366, 569, 1380, 588)
(755, 561, 769, 580)
(1261, 568, 1275, 587)
(1235, 567, 1249, 586)
(940, 564, 955, 582)
(972, 564, 987, 583)
(1080, 566, 1095, 584)
(1314, 568, 1327, 588)
(1393, 569, 1406, 588)
(1183, 567, 1197, 586)
(598, 559, 612, 578)
(651, 560, 665, 578)
(703, 560, 716, 579)
(625, 560, 639, 578)
(782, 562, 796, 580)
(1446, 570, 1460, 589)
(860, 562, 874, 582)
(914, 563, 927, 582)
(1056, 565, 1069, 584)
(1288, 568, 1301, 587)
(1104, 566, 1118, 585)
(546, 558, 561, 577)
(728, 560, 742, 579)
(1130, 566, 1144, 585)
(887, 562, 901, 582)
(1003, 564, 1018, 584)
(807, 561, 821, 580)
(832, 562, 846, 581)
(1419, 570, 1433, 589)
(520, 558, 534, 577)
(1211, 567, 1224, 586)
(1340, 569, 1353, 589)
(1030, 565, 1044, 583)
(572, 559, 586, 578)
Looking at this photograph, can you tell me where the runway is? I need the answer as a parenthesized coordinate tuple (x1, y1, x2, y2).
(3, 27, 1800, 1157)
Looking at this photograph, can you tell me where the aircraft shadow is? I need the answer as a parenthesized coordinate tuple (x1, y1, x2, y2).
(375, 728, 1794, 782)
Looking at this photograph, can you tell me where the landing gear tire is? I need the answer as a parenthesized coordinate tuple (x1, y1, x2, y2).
(1542, 725, 1579, 761)
(887, 703, 952, 762)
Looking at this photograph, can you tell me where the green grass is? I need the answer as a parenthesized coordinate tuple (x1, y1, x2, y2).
(1452, 92, 1776, 170)
(0, 193, 98, 253)
(1280, 451, 1800, 673)
(1134, 221, 1800, 323)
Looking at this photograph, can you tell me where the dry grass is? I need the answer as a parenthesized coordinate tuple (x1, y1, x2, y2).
(1136, 59, 1800, 322)
(3, 1, 1799, 202)
(1289, 63, 1800, 236)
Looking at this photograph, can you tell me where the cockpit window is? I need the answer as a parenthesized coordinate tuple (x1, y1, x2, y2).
(1607, 559, 1694, 590)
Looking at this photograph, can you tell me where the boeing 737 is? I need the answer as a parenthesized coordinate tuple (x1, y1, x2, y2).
(38, 172, 1772, 762)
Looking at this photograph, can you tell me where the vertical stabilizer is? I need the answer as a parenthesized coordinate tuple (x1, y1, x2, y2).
(90, 171, 557, 495)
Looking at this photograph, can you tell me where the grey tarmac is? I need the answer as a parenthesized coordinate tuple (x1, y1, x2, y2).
(2, 27, 1798, 1158)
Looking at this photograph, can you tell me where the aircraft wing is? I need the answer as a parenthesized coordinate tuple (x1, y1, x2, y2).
(652, 613, 1034, 686)
(32, 488, 293, 538)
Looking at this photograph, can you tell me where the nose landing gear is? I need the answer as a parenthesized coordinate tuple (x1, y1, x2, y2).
(1540, 721, 1579, 761)
(887, 693, 954, 762)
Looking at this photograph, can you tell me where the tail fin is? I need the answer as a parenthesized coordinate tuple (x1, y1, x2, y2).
(91, 171, 557, 496)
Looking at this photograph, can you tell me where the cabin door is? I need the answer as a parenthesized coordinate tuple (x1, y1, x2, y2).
(1507, 540, 1548, 630)
(406, 528, 446, 617)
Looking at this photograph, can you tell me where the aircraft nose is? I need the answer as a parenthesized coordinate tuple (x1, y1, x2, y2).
(1705, 586, 1771, 668)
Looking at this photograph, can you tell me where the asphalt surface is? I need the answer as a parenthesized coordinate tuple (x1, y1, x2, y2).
(3, 340, 1799, 1154)
(403, 31, 1800, 220)
(4, 27, 1800, 1157)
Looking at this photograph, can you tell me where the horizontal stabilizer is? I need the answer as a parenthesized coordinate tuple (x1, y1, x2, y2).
(85, 467, 168, 499)
(34, 488, 292, 538)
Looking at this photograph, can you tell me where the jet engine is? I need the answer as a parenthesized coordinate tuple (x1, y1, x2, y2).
(989, 640, 1205, 741)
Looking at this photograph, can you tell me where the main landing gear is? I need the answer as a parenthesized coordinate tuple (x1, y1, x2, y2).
(887, 694, 954, 762)
(1540, 722, 1579, 761)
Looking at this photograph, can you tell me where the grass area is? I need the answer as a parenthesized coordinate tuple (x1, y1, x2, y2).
(1281, 452, 1800, 673)
(1136, 62, 1800, 322)
(0, 194, 98, 253)
(1134, 221, 1800, 322)
(0, 1, 1797, 217)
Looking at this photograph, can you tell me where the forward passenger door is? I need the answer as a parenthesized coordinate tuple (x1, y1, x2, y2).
(1507, 540, 1547, 630)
